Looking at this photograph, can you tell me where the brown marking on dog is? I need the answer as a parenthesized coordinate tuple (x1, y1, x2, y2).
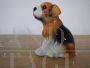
(65, 43, 76, 58)
(41, 2, 61, 17)
(41, 2, 62, 38)
(42, 20, 61, 38)
(41, 2, 53, 16)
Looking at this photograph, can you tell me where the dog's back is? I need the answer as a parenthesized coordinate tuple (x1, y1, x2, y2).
(54, 25, 75, 45)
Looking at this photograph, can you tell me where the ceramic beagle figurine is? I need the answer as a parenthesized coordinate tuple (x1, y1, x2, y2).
(33, 2, 75, 58)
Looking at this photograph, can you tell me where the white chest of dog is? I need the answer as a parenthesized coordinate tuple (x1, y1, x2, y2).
(35, 37, 65, 58)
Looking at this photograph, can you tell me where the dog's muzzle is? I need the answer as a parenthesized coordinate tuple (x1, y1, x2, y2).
(33, 6, 42, 18)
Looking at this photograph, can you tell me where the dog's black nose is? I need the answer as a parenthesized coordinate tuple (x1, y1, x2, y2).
(33, 7, 37, 11)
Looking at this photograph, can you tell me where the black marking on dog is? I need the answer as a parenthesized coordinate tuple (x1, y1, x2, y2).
(54, 25, 75, 45)
(33, 7, 37, 11)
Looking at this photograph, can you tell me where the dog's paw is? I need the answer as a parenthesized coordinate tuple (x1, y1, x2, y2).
(35, 48, 46, 56)
(46, 51, 54, 57)
(59, 53, 65, 58)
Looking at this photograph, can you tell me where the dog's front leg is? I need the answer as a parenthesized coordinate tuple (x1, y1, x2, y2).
(35, 38, 51, 56)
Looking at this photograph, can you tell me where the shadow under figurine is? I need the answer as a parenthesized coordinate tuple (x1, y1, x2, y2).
(33, 2, 76, 58)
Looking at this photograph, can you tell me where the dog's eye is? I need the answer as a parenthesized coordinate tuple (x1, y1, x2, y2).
(42, 5, 47, 10)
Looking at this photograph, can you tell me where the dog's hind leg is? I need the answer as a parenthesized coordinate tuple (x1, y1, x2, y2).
(65, 43, 76, 58)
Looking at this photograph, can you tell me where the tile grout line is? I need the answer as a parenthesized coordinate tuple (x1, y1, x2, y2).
(65, 54, 69, 68)
(55, 64, 59, 68)
(29, 50, 36, 68)
(42, 56, 47, 68)
(10, 53, 14, 68)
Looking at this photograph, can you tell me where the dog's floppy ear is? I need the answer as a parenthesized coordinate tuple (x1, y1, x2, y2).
(51, 5, 61, 17)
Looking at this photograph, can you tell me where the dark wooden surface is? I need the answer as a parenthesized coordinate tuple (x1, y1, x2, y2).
(0, 35, 90, 68)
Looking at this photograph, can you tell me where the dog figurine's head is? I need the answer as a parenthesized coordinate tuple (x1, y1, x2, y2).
(33, 2, 61, 20)
(33, 2, 62, 38)
(33, 2, 61, 21)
